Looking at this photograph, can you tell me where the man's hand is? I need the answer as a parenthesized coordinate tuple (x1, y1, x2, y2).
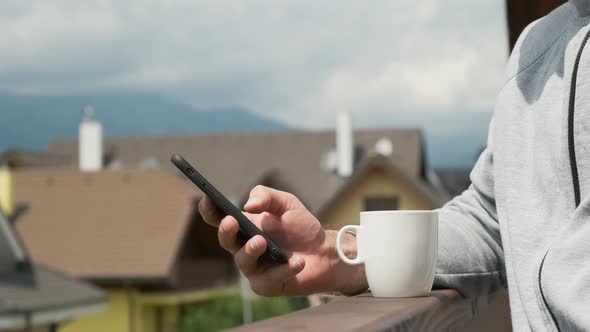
(198, 185, 367, 296)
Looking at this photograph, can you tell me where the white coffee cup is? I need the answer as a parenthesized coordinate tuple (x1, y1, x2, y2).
(336, 210, 438, 297)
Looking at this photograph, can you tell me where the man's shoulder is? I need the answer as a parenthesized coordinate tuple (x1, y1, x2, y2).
(505, 3, 576, 80)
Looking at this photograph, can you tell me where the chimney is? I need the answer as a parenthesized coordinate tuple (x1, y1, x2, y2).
(79, 106, 103, 172)
(336, 112, 353, 177)
(0, 165, 14, 217)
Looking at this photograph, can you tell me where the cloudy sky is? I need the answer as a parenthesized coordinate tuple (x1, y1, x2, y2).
(0, 0, 507, 130)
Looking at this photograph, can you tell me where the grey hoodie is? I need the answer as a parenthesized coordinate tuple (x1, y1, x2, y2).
(434, 1, 590, 331)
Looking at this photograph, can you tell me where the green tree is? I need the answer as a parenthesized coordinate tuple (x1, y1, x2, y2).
(178, 295, 307, 332)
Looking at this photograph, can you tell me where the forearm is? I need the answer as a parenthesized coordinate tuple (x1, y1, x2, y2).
(434, 190, 505, 297)
(319, 230, 368, 294)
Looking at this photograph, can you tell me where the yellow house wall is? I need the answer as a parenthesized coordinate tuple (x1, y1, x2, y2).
(59, 287, 182, 332)
(140, 305, 156, 332)
(138, 305, 177, 332)
(60, 288, 138, 332)
(162, 306, 179, 332)
(321, 168, 436, 230)
(0, 166, 14, 216)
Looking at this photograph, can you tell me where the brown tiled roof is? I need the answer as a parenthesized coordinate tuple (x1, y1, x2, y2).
(0, 208, 105, 318)
(13, 168, 200, 281)
(48, 129, 424, 213)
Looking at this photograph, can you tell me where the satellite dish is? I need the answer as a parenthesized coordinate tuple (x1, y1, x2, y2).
(320, 149, 338, 173)
(375, 138, 394, 156)
(140, 158, 159, 169)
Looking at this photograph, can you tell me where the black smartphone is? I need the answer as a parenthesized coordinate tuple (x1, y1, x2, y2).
(170, 154, 288, 264)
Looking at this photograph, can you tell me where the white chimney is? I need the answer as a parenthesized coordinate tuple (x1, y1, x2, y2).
(336, 112, 353, 177)
(79, 106, 103, 172)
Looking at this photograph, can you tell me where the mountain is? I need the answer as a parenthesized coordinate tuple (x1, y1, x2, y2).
(0, 91, 289, 153)
(0, 91, 489, 168)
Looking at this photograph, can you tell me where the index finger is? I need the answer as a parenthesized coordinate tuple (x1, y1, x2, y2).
(198, 196, 224, 227)
(243, 185, 299, 215)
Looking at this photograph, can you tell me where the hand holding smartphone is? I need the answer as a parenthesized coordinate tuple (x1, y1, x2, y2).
(170, 154, 288, 264)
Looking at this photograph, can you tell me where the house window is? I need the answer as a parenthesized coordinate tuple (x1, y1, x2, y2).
(364, 195, 399, 211)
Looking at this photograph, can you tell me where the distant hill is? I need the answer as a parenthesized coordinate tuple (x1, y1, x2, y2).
(0, 91, 490, 168)
(0, 91, 288, 153)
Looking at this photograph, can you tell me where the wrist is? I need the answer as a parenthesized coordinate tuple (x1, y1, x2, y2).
(320, 230, 368, 294)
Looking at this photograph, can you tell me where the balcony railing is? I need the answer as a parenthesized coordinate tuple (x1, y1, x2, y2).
(227, 289, 511, 332)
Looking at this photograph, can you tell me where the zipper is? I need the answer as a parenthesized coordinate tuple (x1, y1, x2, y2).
(538, 27, 590, 332)
(567, 28, 590, 208)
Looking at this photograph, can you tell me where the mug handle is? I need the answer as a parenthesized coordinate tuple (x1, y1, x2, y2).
(336, 225, 364, 265)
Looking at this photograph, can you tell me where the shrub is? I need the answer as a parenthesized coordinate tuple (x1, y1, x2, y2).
(178, 295, 308, 332)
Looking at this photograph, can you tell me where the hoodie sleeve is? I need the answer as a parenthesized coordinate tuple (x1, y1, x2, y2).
(433, 118, 506, 297)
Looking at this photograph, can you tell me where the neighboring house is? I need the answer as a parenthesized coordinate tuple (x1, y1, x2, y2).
(0, 201, 105, 332)
(5, 114, 450, 332)
(316, 154, 447, 229)
(44, 116, 448, 227)
(11, 168, 235, 332)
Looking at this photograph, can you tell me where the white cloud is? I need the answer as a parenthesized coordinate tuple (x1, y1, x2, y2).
(415, 0, 440, 22)
(0, 0, 508, 127)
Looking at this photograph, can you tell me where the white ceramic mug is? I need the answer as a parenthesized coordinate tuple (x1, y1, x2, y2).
(336, 210, 438, 297)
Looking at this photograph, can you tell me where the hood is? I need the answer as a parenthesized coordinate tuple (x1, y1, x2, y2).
(571, 0, 590, 16)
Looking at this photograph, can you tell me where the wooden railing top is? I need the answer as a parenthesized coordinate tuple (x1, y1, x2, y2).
(227, 289, 511, 332)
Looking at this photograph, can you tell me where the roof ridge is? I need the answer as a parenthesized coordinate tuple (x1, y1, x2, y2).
(33, 264, 106, 296)
(13, 167, 170, 176)
(48, 127, 423, 145)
